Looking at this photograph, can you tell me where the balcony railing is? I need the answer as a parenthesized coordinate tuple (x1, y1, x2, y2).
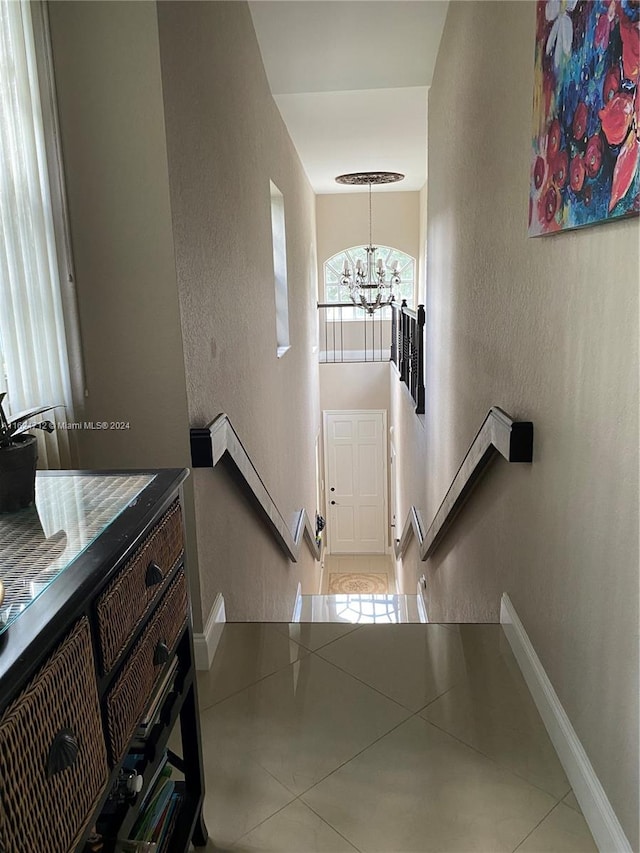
(391, 300, 425, 414)
(317, 302, 391, 363)
(317, 300, 425, 413)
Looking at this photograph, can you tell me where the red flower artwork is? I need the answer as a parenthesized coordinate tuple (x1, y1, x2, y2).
(570, 154, 586, 191)
(585, 135, 604, 177)
(603, 65, 621, 102)
(530, 0, 639, 235)
(573, 102, 588, 140)
(620, 9, 639, 80)
(553, 150, 569, 186)
(610, 130, 640, 210)
(599, 93, 634, 145)
(547, 118, 562, 157)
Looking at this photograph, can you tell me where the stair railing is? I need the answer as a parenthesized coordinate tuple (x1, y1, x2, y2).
(190, 414, 320, 562)
(390, 300, 425, 414)
(395, 407, 533, 560)
(317, 302, 390, 363)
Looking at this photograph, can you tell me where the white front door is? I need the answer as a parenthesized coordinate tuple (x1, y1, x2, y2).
(324, 410, 387, 554)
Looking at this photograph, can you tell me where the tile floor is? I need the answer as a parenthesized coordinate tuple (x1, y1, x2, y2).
(187, 622, 598, 853)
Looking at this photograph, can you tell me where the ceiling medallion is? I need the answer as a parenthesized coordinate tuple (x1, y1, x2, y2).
(334, 171, 405, 314)
(335, 171, 405, 186)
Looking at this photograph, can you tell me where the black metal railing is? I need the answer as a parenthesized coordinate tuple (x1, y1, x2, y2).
(391, 300, 425, 414)
(317, 302, 391, 364)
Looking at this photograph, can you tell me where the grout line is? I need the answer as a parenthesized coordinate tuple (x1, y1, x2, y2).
(198, 665, 299, 713)
(197, 648, 312, 713)
(309, 649, 420, 714)
(225, 621, 310, 655)
(201, 632, 411, 720)
(415, 683, 457, 711)
(562, 790, 582, 813)
(419, 713, 568, 801)
(209, 667, 417, 805)
(297, 713, 416, 797)
(226, 795, 298, 849)
(296, 703, 492, 802)
(300, 798, 364, 851)
(511, 800, 562, 852)
(285, 623, 363, 652)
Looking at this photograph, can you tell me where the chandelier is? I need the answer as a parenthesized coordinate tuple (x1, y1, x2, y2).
(335, 171, 405, 314)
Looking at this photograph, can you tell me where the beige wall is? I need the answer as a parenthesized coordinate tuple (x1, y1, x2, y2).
(48, 1, 200, 623)
(417, 182, 428, 306)
(316, 191, 420, 301)
(49, 0, 321, 627)
(391, 2, 639, 845)
(389, 373, 427, 595)
(157, 1, 321, 622)
(48, 1, 190, 473)
(320, 363, 390, 412)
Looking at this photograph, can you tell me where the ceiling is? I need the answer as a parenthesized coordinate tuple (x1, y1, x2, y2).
(249, 1, 448, 194)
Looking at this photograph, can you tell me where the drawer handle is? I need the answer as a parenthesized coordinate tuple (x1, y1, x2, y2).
(47, 728, 79, 778)
(145, 561, 164, 588)
(154, 640, 170, 666)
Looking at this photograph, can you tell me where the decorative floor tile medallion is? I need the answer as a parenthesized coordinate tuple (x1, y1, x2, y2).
(327, 573, 388, 594)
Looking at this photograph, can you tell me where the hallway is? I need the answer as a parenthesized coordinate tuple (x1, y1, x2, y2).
(186, 622, 597, 852)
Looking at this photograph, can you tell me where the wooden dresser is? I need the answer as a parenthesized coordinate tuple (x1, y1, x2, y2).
(0, 469, 207, 852)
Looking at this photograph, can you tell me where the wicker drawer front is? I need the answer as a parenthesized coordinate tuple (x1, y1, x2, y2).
(0, 618, 108, 853)
(106, 569, 188, 764)
(97, 500, 184, 674)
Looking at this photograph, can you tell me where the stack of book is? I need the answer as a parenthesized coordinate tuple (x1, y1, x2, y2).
(117, 764, 182, 852)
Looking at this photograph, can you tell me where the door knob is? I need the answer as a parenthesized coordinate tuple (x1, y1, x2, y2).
(330, 500, 336, 505)
(330, 487, 335, 492)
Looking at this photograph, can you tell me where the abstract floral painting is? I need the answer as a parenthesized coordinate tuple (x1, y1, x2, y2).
(530, 0, 639, 236)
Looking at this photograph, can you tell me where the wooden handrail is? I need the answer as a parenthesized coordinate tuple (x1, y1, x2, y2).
(395, 407, 533, 561)
(190, 414, 320, 562)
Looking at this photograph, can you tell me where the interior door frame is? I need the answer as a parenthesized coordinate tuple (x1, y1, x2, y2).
(322, 409, 389, 555)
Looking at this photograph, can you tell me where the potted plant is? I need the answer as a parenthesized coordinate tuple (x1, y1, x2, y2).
(0, 392, 56, 513)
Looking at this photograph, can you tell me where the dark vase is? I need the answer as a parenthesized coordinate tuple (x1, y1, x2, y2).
(0, 434, 38, 513)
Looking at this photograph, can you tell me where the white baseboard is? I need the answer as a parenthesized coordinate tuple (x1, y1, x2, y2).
(193, 593, 226, 671)
(500, 594, 632, 853)
(292, 582, 302, 623)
